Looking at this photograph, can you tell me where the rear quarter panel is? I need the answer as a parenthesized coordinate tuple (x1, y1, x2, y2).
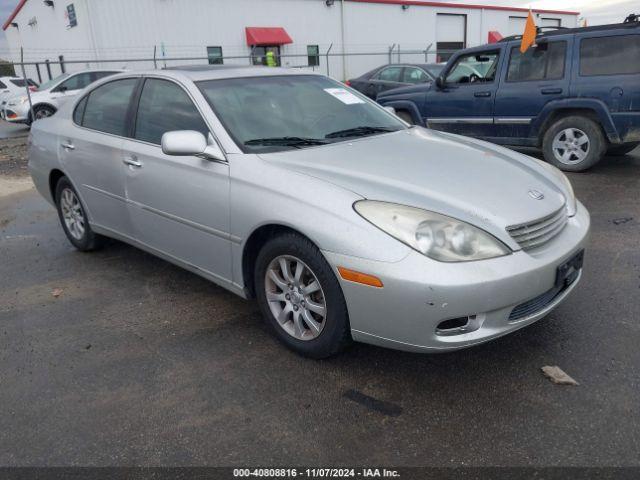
(28, 116, 65, 205)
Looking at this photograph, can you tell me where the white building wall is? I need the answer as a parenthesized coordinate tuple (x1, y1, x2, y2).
(4, 0, 579, 82)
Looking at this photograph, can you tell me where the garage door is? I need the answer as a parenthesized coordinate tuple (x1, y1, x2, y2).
(508, 16, 527, 36)
(437, 14, 466, 61)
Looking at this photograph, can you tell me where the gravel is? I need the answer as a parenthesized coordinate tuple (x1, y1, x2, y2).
(0, 136, 29, 177)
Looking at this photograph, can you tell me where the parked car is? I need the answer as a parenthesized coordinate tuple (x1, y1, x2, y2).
(346, 63, 444, 100)
(0, 76, 38, 107)
(1, 69, 122, 125)
(28, 67, 589, 358)
(376, 20, 640, 171)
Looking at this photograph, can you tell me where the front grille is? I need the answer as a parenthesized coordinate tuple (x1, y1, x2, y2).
(508, 273, 578, 321)
(506, 207, 568, 251)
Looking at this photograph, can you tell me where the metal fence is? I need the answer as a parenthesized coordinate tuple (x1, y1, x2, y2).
(0, 43, 459, 83)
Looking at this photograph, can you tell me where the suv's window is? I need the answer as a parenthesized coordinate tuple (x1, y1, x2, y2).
(445, 51, 500, 84)
(376, 67, 402, 82)
(57, 72, 95, 92)
(507, 41, 566, 82)
(403, 67, 429, 84)
(82, 78, 137, 136)
(10, 79, 38, 87)
(580, 35, 640, 76)
(134, 79, 209, 145)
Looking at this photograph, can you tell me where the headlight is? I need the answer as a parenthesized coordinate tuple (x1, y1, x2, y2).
(354, 201, 510, 262)
(537, 160, 577, 216)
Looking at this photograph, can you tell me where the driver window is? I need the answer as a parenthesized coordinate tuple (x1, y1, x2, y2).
(445, 51, 500, 84)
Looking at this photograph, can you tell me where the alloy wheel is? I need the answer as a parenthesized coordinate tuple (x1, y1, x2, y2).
(264, 255, 327, 341)
(60, 188, 86, 240)
(552, 128, 590, 165)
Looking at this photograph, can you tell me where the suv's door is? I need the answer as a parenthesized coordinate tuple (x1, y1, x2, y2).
(121, 78, 232, 282)
(424, 49, 502, 137)
(493, 39, 571, 143)
(59, 78, 139, 236)
(367, 66, 405, 98)
(573, 31, 640, 143)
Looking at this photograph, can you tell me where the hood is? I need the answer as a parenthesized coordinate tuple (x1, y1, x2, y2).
(377, 82, 432, 100)
(259, 128, 569, 239)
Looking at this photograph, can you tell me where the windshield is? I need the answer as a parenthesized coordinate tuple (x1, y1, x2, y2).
(37, 73, 70, 91)
(197, 75, 406, 153)
(425, 64, 445, 78)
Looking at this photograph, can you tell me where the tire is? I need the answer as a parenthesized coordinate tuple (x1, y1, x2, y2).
(607, 142, 639, 156)
(542, 115, 606, 172)
(54, 176, 104, 251)
(29, 105, 56, 125)
(254, 233, 351, 359)
(396, 110, 415, 125)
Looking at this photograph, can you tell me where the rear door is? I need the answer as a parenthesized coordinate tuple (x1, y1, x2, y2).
(121, 77, 232, 282)
(494, 39, 571, 141)
(424, 49, 502, 137)
(59, 77, 139, 236)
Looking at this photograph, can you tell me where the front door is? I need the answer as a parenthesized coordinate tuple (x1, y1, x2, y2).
(60, 78, 139, 236)
(494, 40, 571, 142)
(425, 49, 501, 138)
(121, 78, 232, 282)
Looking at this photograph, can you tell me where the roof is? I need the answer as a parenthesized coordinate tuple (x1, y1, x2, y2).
(498, 19, 640, 43)
(148, 66, 318, 83)
(3, 0, 579, 30)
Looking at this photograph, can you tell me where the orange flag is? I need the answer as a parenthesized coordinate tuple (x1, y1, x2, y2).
(520, 10, 537, 53)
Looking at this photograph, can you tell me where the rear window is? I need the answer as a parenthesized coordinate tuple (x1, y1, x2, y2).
(9, 79, 38, 87)
(580, 35, 640, 76)
(507, 42, 566, 82)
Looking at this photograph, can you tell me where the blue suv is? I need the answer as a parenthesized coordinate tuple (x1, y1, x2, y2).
(376, 19, 640, 171)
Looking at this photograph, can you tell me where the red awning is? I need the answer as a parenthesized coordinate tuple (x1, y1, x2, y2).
(488, 31, 503, 44)
(245, 27, 293, 46)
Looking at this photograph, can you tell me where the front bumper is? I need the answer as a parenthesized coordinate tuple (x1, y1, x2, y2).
(1, 103, 29, 123)
(324, 201, 590, 353)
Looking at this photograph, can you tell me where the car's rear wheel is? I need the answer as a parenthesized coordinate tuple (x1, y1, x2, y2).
(607, 142, 639, 156)
(255, 233, 351, 358)
(54, 176, 103, 251)
(542, 116, 606, 172)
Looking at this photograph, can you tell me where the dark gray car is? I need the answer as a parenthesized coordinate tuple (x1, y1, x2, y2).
(346, 63, 443, 99)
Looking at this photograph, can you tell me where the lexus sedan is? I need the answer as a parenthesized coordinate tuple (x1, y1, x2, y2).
(28, 67, 590, 358)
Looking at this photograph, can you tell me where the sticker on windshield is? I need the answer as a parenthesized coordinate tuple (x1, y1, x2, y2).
(324, 88, 365, 105)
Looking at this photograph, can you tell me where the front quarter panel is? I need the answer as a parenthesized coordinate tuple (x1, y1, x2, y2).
(229, 154, 412, 287)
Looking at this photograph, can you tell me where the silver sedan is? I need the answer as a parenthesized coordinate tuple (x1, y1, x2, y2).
(28, 67, 590, 358)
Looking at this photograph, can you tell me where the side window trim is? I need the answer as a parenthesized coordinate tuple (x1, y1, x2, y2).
(130, 76, 213, 147)
(71, 76, 142, 138)
(505, 41, 567, 83)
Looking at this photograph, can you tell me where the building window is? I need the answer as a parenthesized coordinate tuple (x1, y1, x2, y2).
(307, 45, 320, 67)
(436, 13, 467, 62)
(252, 46, 281, 66)
(207, 46, 223, 65)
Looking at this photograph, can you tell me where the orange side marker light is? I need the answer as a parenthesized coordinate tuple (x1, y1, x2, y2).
(338, 267, 383, 288)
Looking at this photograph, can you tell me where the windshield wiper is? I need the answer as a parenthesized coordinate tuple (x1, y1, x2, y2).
(244, 137, 328, 148)
(325, 126, 398, 139)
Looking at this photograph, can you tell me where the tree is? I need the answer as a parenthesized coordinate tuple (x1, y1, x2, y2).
(0, 60, 16, 76)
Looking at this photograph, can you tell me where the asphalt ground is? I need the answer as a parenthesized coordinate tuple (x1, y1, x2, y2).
(1, 121, 639, 467)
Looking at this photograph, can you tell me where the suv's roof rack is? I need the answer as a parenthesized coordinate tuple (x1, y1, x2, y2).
(497, 16, 639, 44)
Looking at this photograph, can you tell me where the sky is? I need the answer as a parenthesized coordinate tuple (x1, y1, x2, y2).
(0, 0, 636, 53)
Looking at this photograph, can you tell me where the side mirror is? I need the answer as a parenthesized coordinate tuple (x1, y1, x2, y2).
(383, 106, 396, 115)
(435, 76, 445, 89)
(161, 130, 225, 162)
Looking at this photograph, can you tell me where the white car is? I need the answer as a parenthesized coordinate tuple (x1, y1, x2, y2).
(0, 76, 38, 106)
(1, 69, 122, 125)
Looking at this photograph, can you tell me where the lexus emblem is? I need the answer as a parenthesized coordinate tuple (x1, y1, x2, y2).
(528, 189, 544, 200)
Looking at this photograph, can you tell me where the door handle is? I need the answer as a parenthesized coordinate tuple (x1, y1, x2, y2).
(123, 156, 142, 168)
(61, 142, 75, 150)
(474, 91, 491, 97)
(541, 88, 563, 95)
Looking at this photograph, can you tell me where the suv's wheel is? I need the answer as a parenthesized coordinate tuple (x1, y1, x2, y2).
(54, 176, 103, 251)
(396, 110, 415, 125)
(255, 233, 351, 358)
(607, 142, 639, 156)
(542, 116, 606, 172)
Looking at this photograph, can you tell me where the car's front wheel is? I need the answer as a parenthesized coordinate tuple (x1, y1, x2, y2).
(542, 116, 606, 172)
(55, 176, 103, 251)
(255, 233, 351, 358)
